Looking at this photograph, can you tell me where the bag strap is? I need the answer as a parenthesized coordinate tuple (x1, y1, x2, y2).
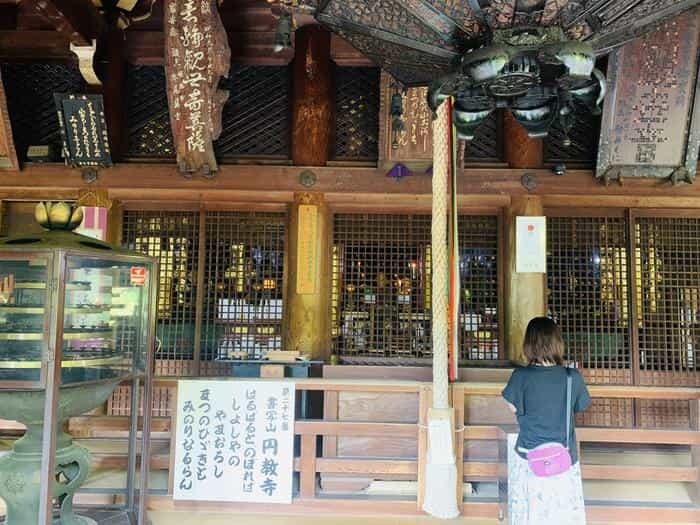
(565, 366, 572, 451)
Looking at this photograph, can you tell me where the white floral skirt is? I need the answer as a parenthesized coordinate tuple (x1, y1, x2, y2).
(507, 436, 587, 525)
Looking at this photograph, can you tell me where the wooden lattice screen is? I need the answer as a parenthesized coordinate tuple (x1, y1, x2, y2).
(331, 213, 500, 363)
(122, 210, 200, 376)
(201, 211, 287, 362)
(544, 105, 601, 167)
(548, 211, 700, 428)
(464, 111, 504, 164)
(125, 64, 291, 160)
(1, 62, 85, 161)
(333, 66, 380, 161)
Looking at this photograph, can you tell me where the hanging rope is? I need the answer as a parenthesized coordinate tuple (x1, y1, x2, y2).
(431, 98, 450, 410)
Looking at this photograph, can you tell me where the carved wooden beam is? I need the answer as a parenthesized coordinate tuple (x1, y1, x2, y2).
(25, 0, 103, 46)
(0, 69, 19, 171)
(0, 30, 72, 60)
(164, 0, 231, 177)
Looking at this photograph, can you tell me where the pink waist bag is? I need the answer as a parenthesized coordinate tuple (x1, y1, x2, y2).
(525, 443, 572, 477)
(522, 367, 574, 477)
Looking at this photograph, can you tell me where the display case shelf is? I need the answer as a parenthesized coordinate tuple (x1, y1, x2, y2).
(0, 331, 114, 341)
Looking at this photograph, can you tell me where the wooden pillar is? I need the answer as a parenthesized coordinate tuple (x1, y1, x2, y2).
(291, 25, 333, 166)
(690, 398, 700, 506)
(504, 195, 546, 364)
(503, 111, 543, 169)
(285, 192, 331, 360)
(94, 20, 127, 161)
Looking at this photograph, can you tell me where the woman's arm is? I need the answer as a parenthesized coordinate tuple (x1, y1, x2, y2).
(504, 400, 517, 413)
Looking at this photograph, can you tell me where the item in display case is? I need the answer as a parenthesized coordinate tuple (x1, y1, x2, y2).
(0, 202, 157, 525)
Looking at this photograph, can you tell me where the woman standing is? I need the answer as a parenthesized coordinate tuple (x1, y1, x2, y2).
(502, 317, 591, 525)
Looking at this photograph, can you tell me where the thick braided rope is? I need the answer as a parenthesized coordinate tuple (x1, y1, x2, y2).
(431, 99, 450, 410)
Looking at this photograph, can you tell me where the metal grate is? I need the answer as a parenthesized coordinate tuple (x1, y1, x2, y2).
(547, 216, 632, 384)
(1, 62, 85, 161)
(333, 66, 380, 160)
(122, 211, 199, 376)
(215, 66, 291, 158)
(332, 213, 500, 362)
(544, 106, 600, 166)
(125, 65, 175, 159)
(201, 211, 287, 361)
(464, 111, 503, 163)
(635, 217, 700, 386)
(458, 216, 500, 360)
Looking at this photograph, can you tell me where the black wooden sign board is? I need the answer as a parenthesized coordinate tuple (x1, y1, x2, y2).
(54, 93, 112, 167)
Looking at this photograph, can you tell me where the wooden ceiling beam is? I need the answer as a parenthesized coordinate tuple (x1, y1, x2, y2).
(25, 0, 103, 46)
(0, 29, 72, 60)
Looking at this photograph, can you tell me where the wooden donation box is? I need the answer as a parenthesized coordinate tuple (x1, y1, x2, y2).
(597, 9, 700, 182)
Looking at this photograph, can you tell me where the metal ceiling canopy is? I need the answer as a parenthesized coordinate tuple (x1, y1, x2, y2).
(313, 0, 700, 88)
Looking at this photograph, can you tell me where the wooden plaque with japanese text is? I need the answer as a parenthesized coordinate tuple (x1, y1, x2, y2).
(378, 72, 433, 170)
(54, 94, 111, 167)
(164, 0, 230, 176)
(597, 9, 700, 181)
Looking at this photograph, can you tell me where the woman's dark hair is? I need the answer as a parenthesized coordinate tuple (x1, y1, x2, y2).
(523, 316, 564, 365)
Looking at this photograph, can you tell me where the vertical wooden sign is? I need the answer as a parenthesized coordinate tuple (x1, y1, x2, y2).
(164, 0, 231, 177)
(0, 70, 18, 170)
(378, 72, 433, 170)
(296, 204, 318, 295)
(597, 8, 700, 182)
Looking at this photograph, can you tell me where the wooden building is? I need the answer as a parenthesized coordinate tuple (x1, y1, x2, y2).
(0, 0, 698, 523)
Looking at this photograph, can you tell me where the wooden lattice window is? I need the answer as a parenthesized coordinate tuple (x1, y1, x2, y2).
(333, 66, 380, 161)
(125, 65, 291, 160)
(122, 211, 200, 376)
(331, 213, 499, 363)
(634, 215, 700, 387)
(125, 65, 174, 159)
(547, 214, 632, 385)
(458, 215, 501, 360)
(201, 211, 287, 362)
(1, 62, 85, 161)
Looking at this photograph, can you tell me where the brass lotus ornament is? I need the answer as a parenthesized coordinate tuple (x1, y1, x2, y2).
(34, 202, 84, 231)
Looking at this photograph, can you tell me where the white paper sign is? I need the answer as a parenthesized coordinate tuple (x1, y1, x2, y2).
(516, 216, 546, 273)
(173, 380, 296, 503)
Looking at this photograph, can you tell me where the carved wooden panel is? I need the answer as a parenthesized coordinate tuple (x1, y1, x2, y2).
(597, 8, 700, 181)
(164, 0, 230, 176)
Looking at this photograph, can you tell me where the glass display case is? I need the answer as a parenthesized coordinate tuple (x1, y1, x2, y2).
(0, 204, 158, 525)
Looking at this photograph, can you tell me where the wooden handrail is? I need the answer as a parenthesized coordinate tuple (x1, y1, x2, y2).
(453, 382, 700, 399)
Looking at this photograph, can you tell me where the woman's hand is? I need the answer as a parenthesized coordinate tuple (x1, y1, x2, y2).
(505, 400, 517, 413)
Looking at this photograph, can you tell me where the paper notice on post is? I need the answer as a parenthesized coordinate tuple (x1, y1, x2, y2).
(427, 418, 454, 465)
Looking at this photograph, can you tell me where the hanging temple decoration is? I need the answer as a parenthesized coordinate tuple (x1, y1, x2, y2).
(269, 0, 700, 142)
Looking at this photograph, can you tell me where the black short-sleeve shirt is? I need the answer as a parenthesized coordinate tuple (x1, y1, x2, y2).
(502, 365, 591, 464)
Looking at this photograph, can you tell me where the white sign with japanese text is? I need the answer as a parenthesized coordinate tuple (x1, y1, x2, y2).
(173, 380, 296, 503)
(516, 216, 546, 273)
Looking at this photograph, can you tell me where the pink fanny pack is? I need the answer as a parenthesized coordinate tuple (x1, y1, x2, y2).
(520, 367, 574, 477)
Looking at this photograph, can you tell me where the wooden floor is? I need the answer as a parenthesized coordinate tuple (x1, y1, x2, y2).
(147, 510, 698, 525)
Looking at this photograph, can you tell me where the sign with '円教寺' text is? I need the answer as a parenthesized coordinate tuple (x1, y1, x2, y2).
(173, 380, 295, 503)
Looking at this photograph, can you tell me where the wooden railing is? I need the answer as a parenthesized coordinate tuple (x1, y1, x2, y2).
(15, 377, 700, 521)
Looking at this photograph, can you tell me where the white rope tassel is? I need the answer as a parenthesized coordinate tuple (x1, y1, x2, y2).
(422, 99, 460, 519)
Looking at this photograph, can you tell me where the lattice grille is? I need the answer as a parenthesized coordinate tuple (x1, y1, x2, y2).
(122, 211, 199, 375)
(215, 66, 291, 158)
(201, 211, 287, 361)
(125, 65, 291, 159)
(547, 216, 632, 384)
(464, 111, 503, 163)
(1, 63, 85, 160)
(332, 214, 433, 360)
(333, 66, 380, 160)
(458, 216, 500, 360)
(544, 106, 600, 166)
(332, 213, 500, 361)
(126, 65, 174, 158)
(635, 217, 700, 386)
